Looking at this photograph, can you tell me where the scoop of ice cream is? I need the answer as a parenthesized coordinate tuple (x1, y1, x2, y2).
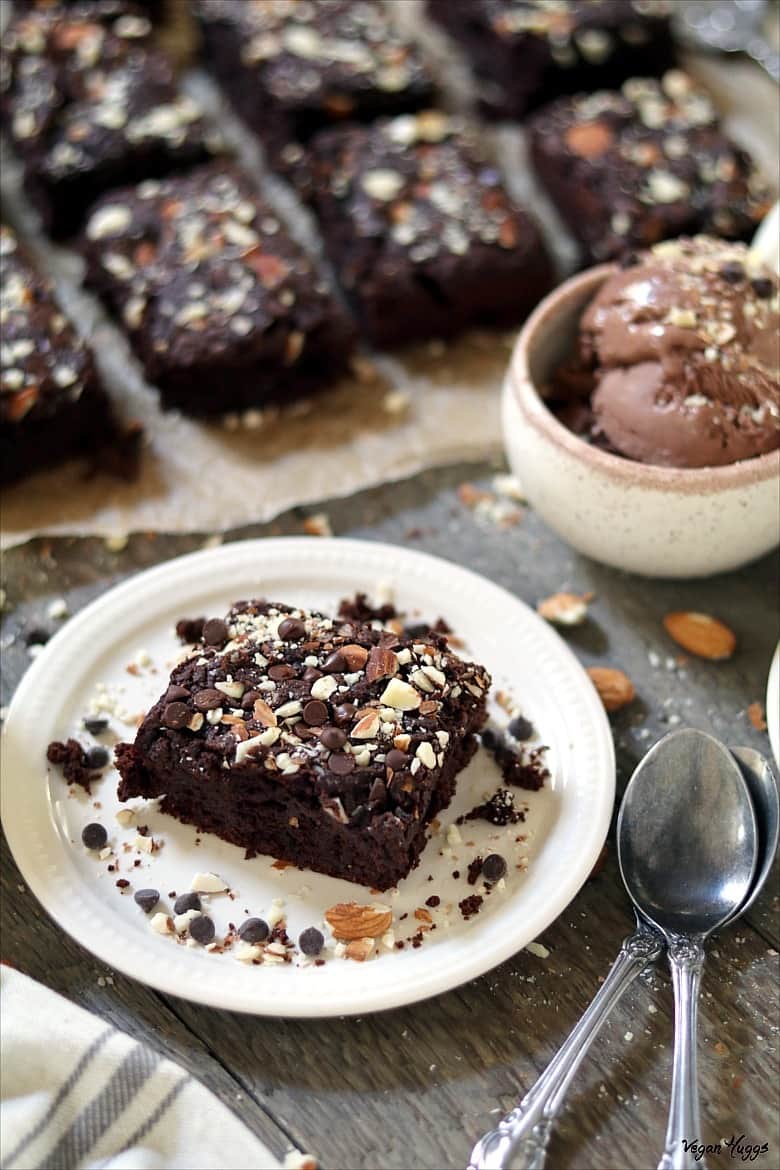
(578, 237, 780, 468)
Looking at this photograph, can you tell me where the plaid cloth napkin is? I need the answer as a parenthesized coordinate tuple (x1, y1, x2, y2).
(1, 966, 286, 1170)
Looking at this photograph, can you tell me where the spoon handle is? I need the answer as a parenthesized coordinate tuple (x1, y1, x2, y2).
(658, 936, 706, 1170)
(468, 925, 663, 1170)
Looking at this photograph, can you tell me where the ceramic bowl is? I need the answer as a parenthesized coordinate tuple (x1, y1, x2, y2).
(502, 266, 780, 578)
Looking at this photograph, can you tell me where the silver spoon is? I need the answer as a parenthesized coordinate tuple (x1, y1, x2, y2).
(617, 730, 758, 1170)
(468, 731, 764, 1170)
(675, 1, 780, 82)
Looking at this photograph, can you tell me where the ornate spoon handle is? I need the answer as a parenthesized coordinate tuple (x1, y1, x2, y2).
(658, 936, 707, 1170)
(468, 925, 663, 1170)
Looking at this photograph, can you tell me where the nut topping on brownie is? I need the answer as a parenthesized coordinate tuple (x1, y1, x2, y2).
(116, 600, 491, 889)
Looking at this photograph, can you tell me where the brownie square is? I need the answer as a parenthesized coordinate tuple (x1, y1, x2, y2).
(528, 72, 772, 263)
(194, 0, 435, 174)
(0, 224, 115, 485)
(81, 163, 355, 416)
(0, 1, 221, 238)
(296, 110, 553, 348)
(116, 600, 491, 890)
(428, 0, 675, 120)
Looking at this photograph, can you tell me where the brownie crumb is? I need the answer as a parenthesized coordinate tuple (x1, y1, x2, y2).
(459, 787, 524, 826)
(466, 856, 484, 886)
(337, 592, 397, 624)
(175, 616, 206, 644)
(47, 739, 99, 792)
(425, 895, 441, 908)
(459, 894, 484, 920)
(501, 746, 550, 791)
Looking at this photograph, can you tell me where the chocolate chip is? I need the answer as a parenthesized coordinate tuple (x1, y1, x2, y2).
(193, 688, 223, 711)
(480, 727, 499, 751)
(385, 748, 409, 772)
(321, 725, 347, 751)
(278, 617, 305, 641)
(165, 685, 190, 703)
(162, 701, 190, 729)
(134, 888, 160, 913)
(202, 618, 228, 646)
(482, 853, 507, 883)
(189, 915, 215, 945)
(81, 822, 107, 850)
(25, 626, 49, 646)
(426, 895, 441, 908)
(368, 777, 387, 805)
(303, 666, 322, 684)
(508, 715, 534, 742)
(328, 752, 355, 774)
(176, 616, 205, 643)
(84, 746, 109, 769)
(322, 650, 347, 674)
(83, 717, 108, 735)
(333, 702, 356, 724)
(238, 917, 269, 943)
(299, 926, 324, 956)
(719, 261, 744, 283)
(173, 891, 201, 915)
(303, 699, 328, 726)
(269, 663, 296, 681)
(751, 276, 773, 298)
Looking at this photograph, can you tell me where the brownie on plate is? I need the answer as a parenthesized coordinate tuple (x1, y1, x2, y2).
(116, 599, 491, 889)
(529, 72, 772, 263)
(0, 224, 114, 485)
(296, 110, 553, 348)
(81, 163, 355, 416)
(0, 1, 220, 237)
(194, 0, 435, 173)
(427, 0, 674, 120)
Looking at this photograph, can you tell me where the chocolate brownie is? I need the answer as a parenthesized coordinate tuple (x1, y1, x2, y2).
(13, 0, 166, 20)
(81, 163, 355, 416)
(116, 599, 491, 890)
(428, 0, 674, 120)
(0, 1, 220, 238)
(1, 224, 114, 486)
(194, 0, 435, 173)
(297, 110, 553, 347)
(529, 72, 772, 263)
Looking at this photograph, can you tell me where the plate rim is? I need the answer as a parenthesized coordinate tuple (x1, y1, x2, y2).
(1, 536, 615, 1016)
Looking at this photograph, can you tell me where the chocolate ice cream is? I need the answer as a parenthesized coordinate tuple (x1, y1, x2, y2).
(550, 237, 780, 468)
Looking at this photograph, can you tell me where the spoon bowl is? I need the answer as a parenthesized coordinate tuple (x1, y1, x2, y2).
(730, 746, 780, 918)
(617, 729, 758, 937)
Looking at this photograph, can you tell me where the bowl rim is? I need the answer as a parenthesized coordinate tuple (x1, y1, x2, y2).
(509, 263, 780, 494)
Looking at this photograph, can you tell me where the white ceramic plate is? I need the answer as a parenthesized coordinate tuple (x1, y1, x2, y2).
(1, 538, 614, 1016)
(767, 644, 780, 769)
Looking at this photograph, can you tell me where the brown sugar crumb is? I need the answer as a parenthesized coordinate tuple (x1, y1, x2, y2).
(466, 856, 484, 886)
(459, 894, 483, 920)
(46, 739, 99, 792)
(175, 617, 205, 644)
(459, 787, 524, 826)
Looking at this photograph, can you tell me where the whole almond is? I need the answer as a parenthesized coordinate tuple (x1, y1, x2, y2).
(341, 643, 369, 671)
(345, 938, 374, 962)
(537, 592, 588, 626)
(325, 902, 393, 940)
(663, 612, 736, 660)
(366, 646, 399, 683)
(587, 666, 635, 712)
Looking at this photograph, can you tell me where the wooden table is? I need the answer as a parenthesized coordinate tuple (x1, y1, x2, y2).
(2, 461, 778, 1170)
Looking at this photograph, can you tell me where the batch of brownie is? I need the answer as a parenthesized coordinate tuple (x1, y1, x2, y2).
(1, 0, 772, 485)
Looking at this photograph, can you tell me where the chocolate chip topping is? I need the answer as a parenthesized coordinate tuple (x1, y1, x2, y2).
(303, 700, 329, 726)
(320, 726, 347, 751)
(238, 917, 269, 944)
(299, 927, 324, 956)
(134, 888, 160, 913)
(173, 891, 201, 915)
(81, 822, 108, 850)
(328, 752, 355, 775)
(482, 853, 507, 883)
(189, 914, 215, 945)
(385, 748, 410, 772)
(322, 650, 347, 674)
(193, 688, 224, 711)
(278, 617, 306, 641)
(202, 618, 228, 646)
(162, 701, 190, 729)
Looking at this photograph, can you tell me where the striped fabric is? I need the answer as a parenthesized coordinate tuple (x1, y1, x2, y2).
(0, 967, 286, 1170)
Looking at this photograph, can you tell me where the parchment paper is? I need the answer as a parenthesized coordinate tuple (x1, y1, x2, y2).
(2, 0, 777, 549)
